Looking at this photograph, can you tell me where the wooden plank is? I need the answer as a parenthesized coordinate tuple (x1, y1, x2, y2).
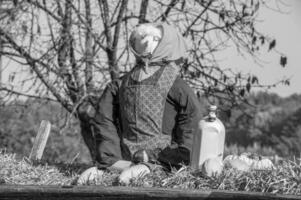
(29, 120, 51, 161)
(0, 185, 300, 200)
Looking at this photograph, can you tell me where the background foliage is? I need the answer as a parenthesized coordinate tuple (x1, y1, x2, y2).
(0, 99, 91, 163)
(1, 91, 301, 163)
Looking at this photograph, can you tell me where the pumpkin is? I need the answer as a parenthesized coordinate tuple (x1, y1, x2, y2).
(239, 153, 274, 170)
(224, 158, 250, 172)
(118, 164, 150, 185)
(223, 154, 239, 162)
(223, 153, 275, 171)
(238, 154, 255, 166)
(202, 157, 223, 177)
(251, 158, 275, 170)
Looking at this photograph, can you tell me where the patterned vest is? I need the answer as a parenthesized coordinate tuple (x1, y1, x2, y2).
(119, 63, 179, 143)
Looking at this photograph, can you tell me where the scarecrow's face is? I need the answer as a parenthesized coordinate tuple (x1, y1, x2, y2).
(129, 24, 162, 59)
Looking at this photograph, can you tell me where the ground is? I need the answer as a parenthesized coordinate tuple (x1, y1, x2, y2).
(0, 150, 300, 196)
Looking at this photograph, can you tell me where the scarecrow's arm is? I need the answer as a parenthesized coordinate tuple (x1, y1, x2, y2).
(92, 79, 125, 169)
(158, 77, 202, 167)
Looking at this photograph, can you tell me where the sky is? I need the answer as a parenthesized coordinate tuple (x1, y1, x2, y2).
(222, 0, 301, 97)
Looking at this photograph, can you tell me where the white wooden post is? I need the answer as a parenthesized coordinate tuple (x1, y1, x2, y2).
(29, 120, 51, 161)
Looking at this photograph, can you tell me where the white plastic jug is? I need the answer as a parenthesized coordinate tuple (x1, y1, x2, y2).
(191, 105, 225, 169)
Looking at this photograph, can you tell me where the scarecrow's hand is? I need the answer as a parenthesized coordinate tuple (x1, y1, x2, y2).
(77, 167, 104, 185)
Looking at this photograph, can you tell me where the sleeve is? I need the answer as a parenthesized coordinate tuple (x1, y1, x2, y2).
(91, 79, 128, 169)
(158, 77, 202, 168)
(171, 77, 202, 150)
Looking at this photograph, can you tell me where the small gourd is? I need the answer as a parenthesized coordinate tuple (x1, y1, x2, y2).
(118, 164, 150, 185)
(77, 167, 104, 185)
(224, 158, 250, 172)
(202, 157, 224, 177)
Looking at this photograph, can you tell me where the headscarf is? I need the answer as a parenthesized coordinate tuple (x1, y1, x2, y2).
(129, 23, 189, 64)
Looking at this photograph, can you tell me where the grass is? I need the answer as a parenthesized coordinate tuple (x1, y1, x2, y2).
(1, 133, 301, 196)
(0, 151, 76, 185)
(0, 150, 301, 196)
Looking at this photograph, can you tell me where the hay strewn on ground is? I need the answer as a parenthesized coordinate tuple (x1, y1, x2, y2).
(0, 152, 75, 185)
(0, 151, 300, 196)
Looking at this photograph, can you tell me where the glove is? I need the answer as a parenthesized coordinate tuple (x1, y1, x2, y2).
(132, 148, 161, 164)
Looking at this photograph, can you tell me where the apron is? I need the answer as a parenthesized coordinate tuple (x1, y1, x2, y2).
(119, 63, 179, 143)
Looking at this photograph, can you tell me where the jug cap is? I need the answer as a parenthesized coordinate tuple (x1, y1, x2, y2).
(208, 105, 217, 121)
(209, 105, 217, 111)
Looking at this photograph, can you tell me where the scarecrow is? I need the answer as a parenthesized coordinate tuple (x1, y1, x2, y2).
(78, 23, 202, 184)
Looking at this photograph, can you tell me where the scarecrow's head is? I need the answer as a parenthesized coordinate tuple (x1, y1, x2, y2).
(129, 23, 162, 61)
(129, 23, 189, 67)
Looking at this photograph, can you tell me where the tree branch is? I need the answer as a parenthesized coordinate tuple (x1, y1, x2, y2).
(183, 0, 213, 36)
(138, 0, 149, 23)
(0, 28, 72, 111)
(160, 0, 179, 22)
(84, 0, 93, 92)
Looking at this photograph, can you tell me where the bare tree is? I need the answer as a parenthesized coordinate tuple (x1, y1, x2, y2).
(0, 0, 289, 160)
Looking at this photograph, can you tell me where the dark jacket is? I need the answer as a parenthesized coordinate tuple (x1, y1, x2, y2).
(91, 72, 202, 169)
